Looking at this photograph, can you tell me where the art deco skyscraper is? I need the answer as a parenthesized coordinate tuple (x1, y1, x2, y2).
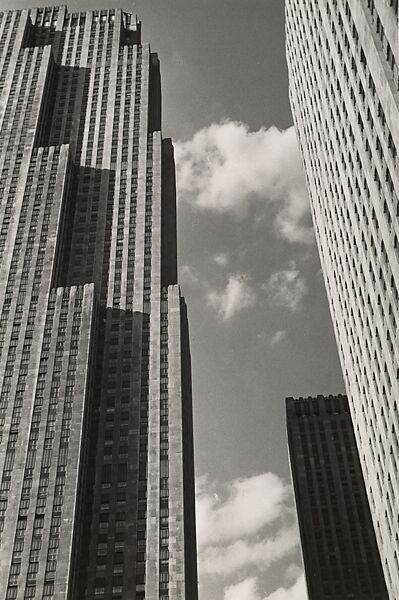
(287, 394, 388, 599)
(286, 0, 398, 596)
(0, 6, 197, 600)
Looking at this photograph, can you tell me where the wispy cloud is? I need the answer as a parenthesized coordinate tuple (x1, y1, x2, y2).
(224, 574, 307, 600)
(207, 274, 256, 321)
(264, 574, 307, 600)
(201, 525, 299, 576)
(271, 330, 287, 346)
(180, 264, 200, 285)
(214, 252, 229, 266)
(175, 120, 313, 244)
(263, 263, 307, 311)
(224, 576, 259, 600)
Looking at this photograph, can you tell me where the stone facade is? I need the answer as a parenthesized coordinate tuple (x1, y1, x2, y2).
(286, 0, 399, 596)
(0, 6, 197, 600)
(287, 395, 388, 599)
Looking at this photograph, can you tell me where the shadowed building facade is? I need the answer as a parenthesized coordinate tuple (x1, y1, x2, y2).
(286, 0, 399, 596)
(287, 395, 388, 599)
(0, 6, 197, 600)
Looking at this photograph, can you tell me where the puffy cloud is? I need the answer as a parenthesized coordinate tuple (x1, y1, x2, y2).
(224, 574, 307, 600)
(214, 252, 229, 266)
(196, 472, 289, 547)
(197, 472, 301, 596)
(200, 525, 299, 576)
(207, 274, 256, 321)
(263, 263, 307, 311)
(175, 120, 312, 244)
(271, 330, 287, 346)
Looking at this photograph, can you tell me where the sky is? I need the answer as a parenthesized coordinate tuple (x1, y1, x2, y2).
(1, 0, 346, 597)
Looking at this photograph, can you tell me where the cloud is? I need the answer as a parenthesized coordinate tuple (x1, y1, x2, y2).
(271, 330, 287, 345)
(224, 577, 259, 600)
(180, 264, 199, 285)
(214, 252, 229, 266)
(224, 574, 307, 600)
(200, 525, 299, 576)
(207, 274, 256, 321)
(175, 120, 313, 244)
(263, 263, 307, 311)
(196, 472, 289, 548)
(197, 472, 301, 595)
(284, 563, 303, 584)
(265, 574, 307, 600)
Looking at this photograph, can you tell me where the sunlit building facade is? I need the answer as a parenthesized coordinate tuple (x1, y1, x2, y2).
(0, 6, 197, 600)
(286, 0, 399, 596)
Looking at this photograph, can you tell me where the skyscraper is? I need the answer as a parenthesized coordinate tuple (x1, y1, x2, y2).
(287, 394, 388, 599)
(286, 0, 398, 596)
(0, 6, 197, 600)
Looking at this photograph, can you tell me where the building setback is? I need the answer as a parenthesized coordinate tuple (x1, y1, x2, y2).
(286, 1, 399, 596)
(287, 395, 388, 599)
(0, 6, 197, 600)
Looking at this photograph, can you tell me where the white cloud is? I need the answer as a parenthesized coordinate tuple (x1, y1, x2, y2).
(197, 473, 300, 594)
(175, 120, 312, 244)
(214, 252, 229, 266)
(207, 274, 256, 321)
(271, 330, 287, 345)
(224, 574, 307, 600)
(200, 525, 299, 576)
(263, 263, 307, 311)
(196, 472, 289, 547)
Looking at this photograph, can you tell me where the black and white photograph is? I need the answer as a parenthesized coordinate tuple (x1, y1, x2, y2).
(0, 1, 397, 599)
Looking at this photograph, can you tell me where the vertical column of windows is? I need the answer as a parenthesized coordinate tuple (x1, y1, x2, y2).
(0, 152, 24, 268)
(110, 57, 125, 308)
(0, 11, 21, 97)
(111, 59, 123, 166)
(86, 18, 96, 65)
(75, 17, 85, 66)
(127, 45, 141, 307)
(84, 18, 102, 165)
(134, 314, 150, 600)
(0, 49, 26, 149)
(143, 131, 153, 313)
(362, 0, 399, 90)
(95, 20, 113, 168)
(159, 293, 169, 600)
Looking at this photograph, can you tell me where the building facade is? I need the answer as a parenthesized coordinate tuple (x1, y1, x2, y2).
(0, 6, 197, 600)
(287, 394, 388, 599)
(286, 0, 398, 596)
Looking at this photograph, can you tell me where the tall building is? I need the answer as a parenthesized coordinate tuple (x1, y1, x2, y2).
(287, 394, 388, 599)
(0, 6, 197, 600)
(286, 0, 398, 595)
